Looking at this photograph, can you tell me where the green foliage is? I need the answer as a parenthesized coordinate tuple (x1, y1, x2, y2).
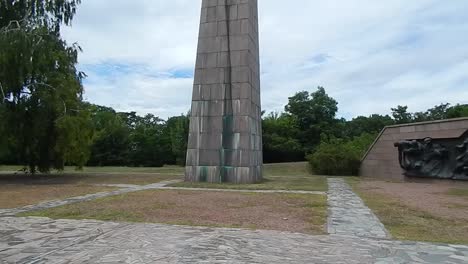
(82, 103, 188, 168)
(55, 111, 94, 169)
(128, 114, 168, 167)
(446, 104, 468, 119)
(86, 104, 130, 166)
(165, 115, 189, 165)
(285, 87, 339, 153)
(391, 105, 413, 124)
(262, 112, 303, 162)
(344, 114, 394, 138)
(264, 88, 466, 165)
(307, 133, 376, 176)
(0, 0, 91, 173)
(391, 103, 468, 124)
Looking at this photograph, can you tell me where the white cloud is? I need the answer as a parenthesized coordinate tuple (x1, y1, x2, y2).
(63, 0, 468, 119)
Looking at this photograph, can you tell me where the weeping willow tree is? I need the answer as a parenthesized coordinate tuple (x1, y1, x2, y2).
(0, 0, 93, 173)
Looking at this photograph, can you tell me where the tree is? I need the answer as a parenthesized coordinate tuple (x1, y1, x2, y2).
(165, 115, 189, 165)
(307, 133, 376, 176)
(447, 104, 468, 118)
(128, 114, 168, 167)
(0, 0, 91, 172)
(262, 112, 303, 162)
(412, 103, 451, 122)
(426, 103, 451, 120)
(285, 87, 338, 153)
(86, 104, 130, 166)
(391, 105, 413, 124)
(344, 114, 394, 138)
(391, 103, 467, 124)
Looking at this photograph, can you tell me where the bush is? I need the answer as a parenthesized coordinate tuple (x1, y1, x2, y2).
(307, 133, 376, 176)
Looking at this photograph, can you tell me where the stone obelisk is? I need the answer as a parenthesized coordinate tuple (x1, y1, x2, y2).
(185, 0, 262, 184)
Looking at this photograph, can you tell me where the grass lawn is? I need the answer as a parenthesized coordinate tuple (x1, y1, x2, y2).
(170, 162, 328, 192)
(348, 177, 468, 244)
(0, 185, 116, 209)
(447, 188, 468, 197)
(21, 189, 327, 234)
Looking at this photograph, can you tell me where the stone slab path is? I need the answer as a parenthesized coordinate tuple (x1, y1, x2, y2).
(1, 216, 467, 264)
(0, 178, 467, 263)
(327, 178, 390, 238)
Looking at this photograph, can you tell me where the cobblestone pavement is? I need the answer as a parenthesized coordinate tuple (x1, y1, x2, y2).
(1, 178, 467, 263)
(327, 178, 390, 238)
(0, 180, 181, 217)
(1, 217, 467, 264)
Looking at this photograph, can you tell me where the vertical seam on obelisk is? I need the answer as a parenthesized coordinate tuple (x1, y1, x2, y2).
(220, 1, 234, 183)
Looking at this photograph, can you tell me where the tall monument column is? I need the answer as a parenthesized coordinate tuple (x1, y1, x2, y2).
(185, 0, 262, 184)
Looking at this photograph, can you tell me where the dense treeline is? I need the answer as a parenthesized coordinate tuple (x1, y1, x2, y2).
(2, 85, 466, 171)
(263, 86, 468, 164)
(0, 102, 189, 168)
(271, 87, 468, 175)
(85, 104, 189, 167)
(1, 1, 467, 173)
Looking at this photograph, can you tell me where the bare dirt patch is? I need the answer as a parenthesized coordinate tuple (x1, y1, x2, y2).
(24, 190, 327, 234)
(0, 185, 116, 209)
(358, 179, 468, 220)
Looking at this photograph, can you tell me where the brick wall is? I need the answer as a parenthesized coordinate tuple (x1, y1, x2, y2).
(360, 118, 468, 180)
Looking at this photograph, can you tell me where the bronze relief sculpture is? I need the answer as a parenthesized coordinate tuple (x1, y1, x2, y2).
(455, 139, 468, 179)
(395, 134, 468, 180)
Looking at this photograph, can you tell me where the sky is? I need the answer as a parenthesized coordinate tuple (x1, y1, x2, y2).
(62, 0, 468, 120)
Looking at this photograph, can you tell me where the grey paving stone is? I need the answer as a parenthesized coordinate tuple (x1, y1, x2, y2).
(0, 217, 467, 263)
(327, 178, 391, 239)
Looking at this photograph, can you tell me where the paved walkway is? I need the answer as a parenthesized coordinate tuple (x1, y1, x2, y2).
(327, 178, 390, 238)
(0, 178, 467, 263)
(1, 217, 467, 263)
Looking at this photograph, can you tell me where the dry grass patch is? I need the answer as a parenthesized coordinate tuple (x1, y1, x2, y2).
(0, 172, 182, 186)
(447, 188, 468, 197)
(348, 177, 468, 244)
(171, 162, 327, 192)
(0, 185, 116, 209)
(23, 190, 327, 234)
(0, 165, 185, 174)
(0, 168, 182, 209)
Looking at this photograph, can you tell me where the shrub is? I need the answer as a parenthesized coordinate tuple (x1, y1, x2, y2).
(307, 133, 376, 176)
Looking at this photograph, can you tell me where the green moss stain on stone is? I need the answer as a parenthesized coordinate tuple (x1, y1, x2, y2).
(199, 166, 208, 182)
